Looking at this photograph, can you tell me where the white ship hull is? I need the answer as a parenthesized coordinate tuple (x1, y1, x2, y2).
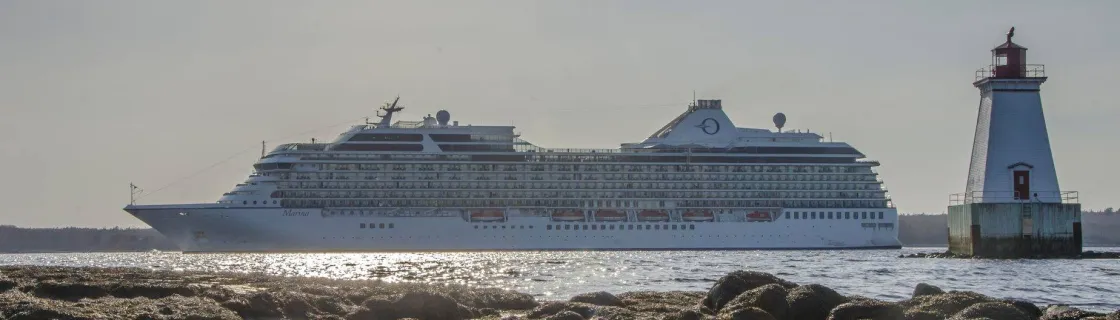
(127, 205, 901, 252)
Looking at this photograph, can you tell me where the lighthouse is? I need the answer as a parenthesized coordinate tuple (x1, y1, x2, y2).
(948, 28, 1082, 258)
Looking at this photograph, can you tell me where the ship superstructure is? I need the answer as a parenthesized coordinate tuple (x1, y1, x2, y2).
(125, 98, 900, 252)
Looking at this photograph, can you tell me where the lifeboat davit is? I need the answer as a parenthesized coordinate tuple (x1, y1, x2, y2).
(594, 210, 627, 222)
(637, 210, 670, 222)
(682, 210, 715, 222)
(470, 209, 505, 222)
(746, 211, 773, 222)
(551, 210, 585, 222)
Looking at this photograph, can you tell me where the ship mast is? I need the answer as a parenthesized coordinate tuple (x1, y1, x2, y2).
(376, 96, 403, 127)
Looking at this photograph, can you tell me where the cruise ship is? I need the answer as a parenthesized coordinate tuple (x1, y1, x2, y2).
(125, 98, 901, 252)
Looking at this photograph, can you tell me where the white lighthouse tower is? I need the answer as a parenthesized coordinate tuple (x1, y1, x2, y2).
(949, 28, 1081, 258)
(964, 27, 1059, 203)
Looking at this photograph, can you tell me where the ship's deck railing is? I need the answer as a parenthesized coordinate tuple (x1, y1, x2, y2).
(975, 64, 1046, 81)
(949, 190, 1078, 205)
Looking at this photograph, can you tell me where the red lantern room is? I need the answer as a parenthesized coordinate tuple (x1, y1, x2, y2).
(992, 27, 1027, 78)
(977, 27, 1045, 81)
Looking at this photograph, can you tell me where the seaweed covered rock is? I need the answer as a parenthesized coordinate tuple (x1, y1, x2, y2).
(703, 271, 797, 311)
(31, 280, 110, 301)
(901, 290, 995, 318)
(616, 291, 707, 315)
(570, 291, 624, 307)
(1040, 305, 1106, 320)
(1003, 299, 1042, 319)
(949, 301, 1032, 320)
(719, 284, 788, 319)
(827, 299, 904, 320)
(526, 301, 595, 319)
(393, 291, 479, 320)
(548, 310, 586, 320)
(912, 283, 944, 298)
(786, 284, 848, 320)
(718, 306, 776, 320)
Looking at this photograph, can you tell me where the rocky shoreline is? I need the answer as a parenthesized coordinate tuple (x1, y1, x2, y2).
(1, 266, 1117, 320)
(898, 250, 1120, 259)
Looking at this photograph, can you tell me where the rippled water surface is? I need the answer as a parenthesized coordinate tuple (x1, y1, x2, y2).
(3, 248, 1118, 311)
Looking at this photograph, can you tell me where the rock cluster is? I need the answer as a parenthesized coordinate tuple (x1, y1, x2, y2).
(1, 266, 1118, 320)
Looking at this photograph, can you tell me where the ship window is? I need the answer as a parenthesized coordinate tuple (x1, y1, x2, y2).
(502, 226, 506, 229)
(529, 226, 533, 229)
(582, 225, 588, 230)
(547, 225, 552, 230)
(654, 225, 660, 230)
(475, 225, 479, 229)
(878, 212, 884, 220)
(379, 223, 385, 229)
(483, 226, 488, 229)
(628, 225, 634, 230)
(811, 212, 816, 219)
(591, 225, 597, 230)
(243, 201, 247, 205)
(689, 224, 695, 230)
(862, 212, 867, 219)
(565, 225, 571, 230)
(388, 223, 393, 228)
(827, 212, 833, 219)
(360, 223, 366, 229)
(646, 225, 651, 230)
(845, 212, 850, 219)
(672, 225, 678, 230)
(609, 225, 615, 230)
(784, 212, 789, 219)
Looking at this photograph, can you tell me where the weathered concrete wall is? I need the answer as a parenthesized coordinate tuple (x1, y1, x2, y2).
(947, 202, 1081, 258)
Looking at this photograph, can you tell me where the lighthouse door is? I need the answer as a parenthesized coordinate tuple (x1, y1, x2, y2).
(1013, 171, 1030, 200)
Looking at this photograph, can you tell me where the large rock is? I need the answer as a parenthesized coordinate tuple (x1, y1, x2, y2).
(31, 280, 110, 301)
(570, 291, 624, 307)
(827, 299, 904, 320)
(0, 274, 15, 293)
(901, 291, 995, 318)
(912, 283, 944, 298)
(720, 284, 788, 320)
(786, 284, 848, 320)
(393, 291, 477, 320)
(1040, 305, 1106, 320)
(345, 298, 397, 320)
(1002, 299, 1042, 319)
(718, 307, 777, 320)
(949, 302, 1032, 320)
(703, 271, 797, 311)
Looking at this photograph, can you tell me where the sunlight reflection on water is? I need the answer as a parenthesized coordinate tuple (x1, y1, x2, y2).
(2, 248, 1119, 311)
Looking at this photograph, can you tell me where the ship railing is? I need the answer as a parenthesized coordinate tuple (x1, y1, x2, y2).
(949, 190, 1078, 205)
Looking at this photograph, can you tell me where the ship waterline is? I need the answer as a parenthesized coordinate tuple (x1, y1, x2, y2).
(125, 98, 901, 252)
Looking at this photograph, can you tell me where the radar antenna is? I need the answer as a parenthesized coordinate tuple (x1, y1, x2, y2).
(376, 96, 403, 127)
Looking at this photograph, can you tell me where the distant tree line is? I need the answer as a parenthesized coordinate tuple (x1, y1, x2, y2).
(1, 210, 1117, 252)
(899, 210, 1120, 246)
(0, 225, 178, 253)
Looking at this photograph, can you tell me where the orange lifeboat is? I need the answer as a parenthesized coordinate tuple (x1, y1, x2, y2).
(637, 210, 670, 222)
(746, 211, 773, 222)
(551, 210, 585, 222)
(682, 210, 715, 222)
(470, 209, 505, 222)
(594, 210, 627, 222)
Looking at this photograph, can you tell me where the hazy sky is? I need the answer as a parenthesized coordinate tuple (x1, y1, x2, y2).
(2, 1, 1118, 228)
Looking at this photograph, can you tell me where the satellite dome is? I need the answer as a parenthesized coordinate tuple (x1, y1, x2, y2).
(773, 113, 787, 131)
(436, 110, 451, 126)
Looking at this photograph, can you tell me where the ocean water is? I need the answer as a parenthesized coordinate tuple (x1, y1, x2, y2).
(2, 248, 1118, 311)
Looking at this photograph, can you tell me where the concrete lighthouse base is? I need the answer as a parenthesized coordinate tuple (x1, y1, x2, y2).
(947, 202, 1082, 258)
